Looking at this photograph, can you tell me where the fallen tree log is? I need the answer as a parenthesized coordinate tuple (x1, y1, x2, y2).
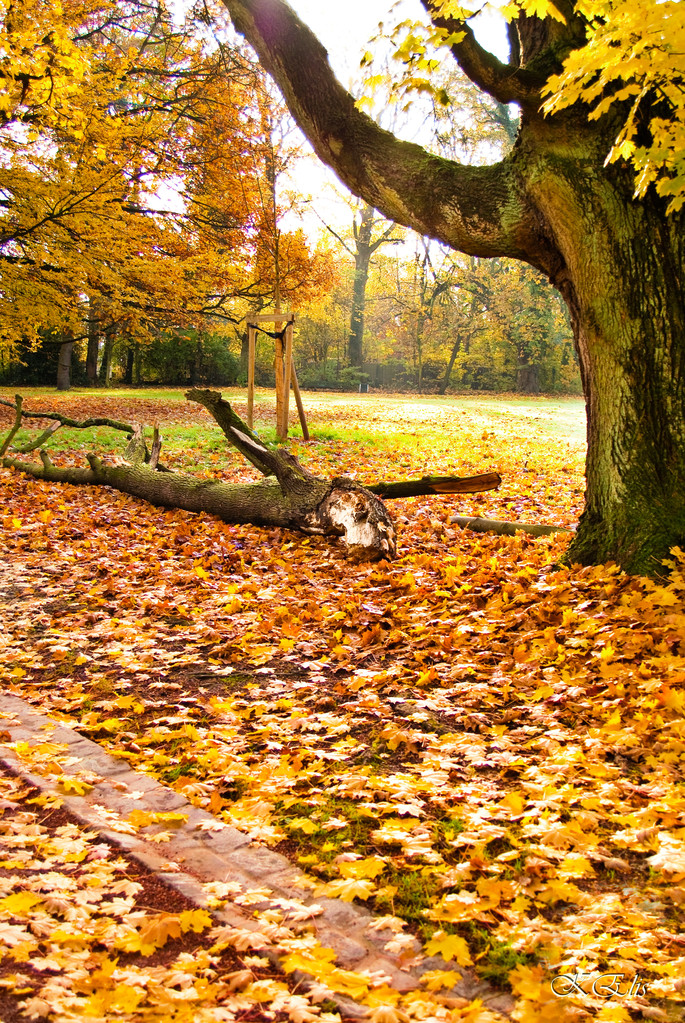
(1, 389, 502, 559)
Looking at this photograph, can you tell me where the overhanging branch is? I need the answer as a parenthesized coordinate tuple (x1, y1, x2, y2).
(220, 0, 534, 261)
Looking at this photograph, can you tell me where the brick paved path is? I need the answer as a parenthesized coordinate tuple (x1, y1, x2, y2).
(0, 692, 513, 1018)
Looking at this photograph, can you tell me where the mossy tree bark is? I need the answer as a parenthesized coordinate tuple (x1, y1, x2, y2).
(219, 0, 685, 575)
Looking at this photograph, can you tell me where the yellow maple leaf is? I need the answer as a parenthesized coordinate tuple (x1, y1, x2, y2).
(508, 963, 547, 1000)
(286, 817, 319, 835)
(136, 913, 182, 952)
(26, 792, 63, 809)
(127, 809, 156, 828)
(424, 929, 473, 965)
(499, 791, 525, 814)
(420, 969, 462, 991)
(179, 908, 212, 933)
(325, 965, 371, 1000)
(0, 892, 42, 915)
(147, 831, 171, 843)
(535, 879, 583, 905)
(338, 856, 387, 880)
(316, 878, 376, 902)
(57, 775, 92, 795)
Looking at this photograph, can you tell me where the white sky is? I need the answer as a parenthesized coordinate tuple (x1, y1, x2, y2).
(288, 0, 407, 86)
(289, 0, 509, 82)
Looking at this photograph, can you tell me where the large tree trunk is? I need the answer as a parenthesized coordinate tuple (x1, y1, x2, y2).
(99, 328, 114, 385)
(537, 161, 685, 574)
(124, 345, 135, 385)
(516, 360, 539, 394)
(219, 0, 685, 575)
(348, 253, 370, 369)
(1, 390, 502, 560)
(439, 337, 461, 395)
(347, 205, 399, 368)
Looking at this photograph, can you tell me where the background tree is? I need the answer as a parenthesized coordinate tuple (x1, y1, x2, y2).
(336, 203, 403, 369)
(387, 239, 450, 392)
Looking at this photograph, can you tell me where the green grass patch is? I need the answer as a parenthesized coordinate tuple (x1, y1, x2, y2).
(374, 865, 444, 930)
(271, 792, 537, 988)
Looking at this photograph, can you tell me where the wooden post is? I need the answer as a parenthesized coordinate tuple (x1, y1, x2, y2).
(290, 359, 310, 441)
(282, 320, 293, 438)
(247, 324, 256, 429)
(274, 326, 285, 440)
(246, 313, 296, 442)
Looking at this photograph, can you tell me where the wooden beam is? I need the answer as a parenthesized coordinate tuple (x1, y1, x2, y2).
(290, 359, 310, 441)
(274, 325, 285, 441)
(247, 313, 295, 324)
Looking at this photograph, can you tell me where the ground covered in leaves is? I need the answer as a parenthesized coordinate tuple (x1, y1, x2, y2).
(0, 767, 337, 1023)
(1, 389, 684, 1023)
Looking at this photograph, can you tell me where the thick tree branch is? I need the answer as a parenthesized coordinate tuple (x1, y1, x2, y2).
(185, 388, 320, 500)
(370, 471, 501, 499)
(220, 0, 535, 261)
(0, 395, 23, 458)
(0, 398, 134, 435)
(12, 422, 61, 454)
(421, 1, 545, 107)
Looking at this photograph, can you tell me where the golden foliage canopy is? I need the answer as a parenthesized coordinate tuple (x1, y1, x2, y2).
(380, 0, 685, 212)
(0, 0, 333, 355)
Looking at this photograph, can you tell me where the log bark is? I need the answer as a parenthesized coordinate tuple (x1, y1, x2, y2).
(0, 390, 506, 559)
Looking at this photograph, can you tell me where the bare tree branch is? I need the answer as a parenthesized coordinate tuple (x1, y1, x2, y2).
(0, 395, 23, 458)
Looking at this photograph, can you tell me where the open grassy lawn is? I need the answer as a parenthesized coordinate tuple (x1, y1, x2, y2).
(1, 388, 683, 1023)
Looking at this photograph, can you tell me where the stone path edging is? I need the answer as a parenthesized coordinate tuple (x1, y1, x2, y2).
(0, 693, 513, 1018)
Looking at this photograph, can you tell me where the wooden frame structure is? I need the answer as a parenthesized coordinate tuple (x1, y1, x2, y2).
(246, 313, 309, 442)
